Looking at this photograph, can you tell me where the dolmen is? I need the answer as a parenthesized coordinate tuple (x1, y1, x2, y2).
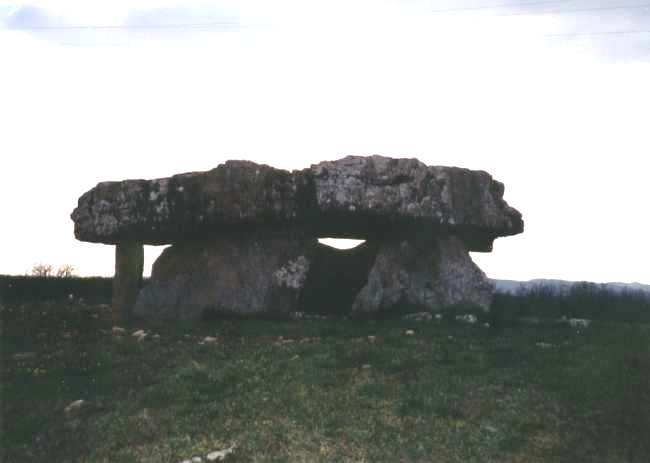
(71, 155, 523, 321)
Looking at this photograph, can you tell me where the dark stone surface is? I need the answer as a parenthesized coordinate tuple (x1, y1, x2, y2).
(298, 241, 379, 315)
(133, 233, 316, 320)
(352, 236, 493, 315)
(71, 161, 311, 245)
(71, 156, 523, 251)
(112, 242, 143, 322)
(73, 156, 524, 320)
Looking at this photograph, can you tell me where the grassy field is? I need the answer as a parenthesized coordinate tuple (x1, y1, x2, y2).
(2, 300, 649, 462)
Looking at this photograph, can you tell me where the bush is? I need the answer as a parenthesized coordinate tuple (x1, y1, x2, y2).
(491, 282, 650, 325)
(0, 275, 113, 304)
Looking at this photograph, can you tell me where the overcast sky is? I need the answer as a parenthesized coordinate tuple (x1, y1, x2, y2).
(1, 0, 649, 283)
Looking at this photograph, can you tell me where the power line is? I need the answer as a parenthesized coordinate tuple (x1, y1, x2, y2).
(498, 3, 650, 16)
(4, 2, 649, 38)
(6, 0, 572, 30)
(429, 0, 571, 13)
(7, 22, 259, 31)
(544, 29, 650, 37)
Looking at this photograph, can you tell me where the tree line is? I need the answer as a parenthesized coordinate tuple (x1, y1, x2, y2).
(492, 282, 650, 324)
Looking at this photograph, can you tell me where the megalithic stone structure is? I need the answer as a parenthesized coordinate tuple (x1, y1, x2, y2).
(71, 156, 523, 321)
(112, 242, 144, 322)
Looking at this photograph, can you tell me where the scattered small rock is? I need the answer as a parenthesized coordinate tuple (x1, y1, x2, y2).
(205, 445, 237, 461)
(361, 364, 372, 370)
(192, 457, 202, 463)
(404, 330, 415, 336)
(455, 314, 478, 324)
(112, 326, 126, 336)
(132, 329, 145, 337)
(367, 335, 377, 343)
(13, 352, 36, 360)
(200, 336, 218, 345)
(64, 399, 85, 417)
(290, 355, 300, 361)
(402, 312, 432, 322)
(152, 334, 161, 340)
(435, 313, 443, 321)
(568, 318, 591, 329)
(206, 445, 236, 461)
(483, 322, 490, 329)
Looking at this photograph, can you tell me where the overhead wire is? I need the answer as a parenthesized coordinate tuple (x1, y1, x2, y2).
(428, 0, 571, 13)
(497, 3, 650, 16)
(543, 29, 650, 37)
(3, 2, 649, 39)
(6, 22, 252, 31)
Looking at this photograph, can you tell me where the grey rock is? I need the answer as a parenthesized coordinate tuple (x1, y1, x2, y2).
(311, 156, 522, 250)
(455, 314, 478, 324)
(568, 318, 591, 328)
(71, 156, 522, 251)
(402, 312, 433, 321)
(111, 326, 126, 336)
(71, 160, 310, 244)
(352, 236, 493, 315)
(64, 399, 85, 417)
(112, 242, 143, 322)
(206, 446, 236, 461)
(134, 234, 315, 320)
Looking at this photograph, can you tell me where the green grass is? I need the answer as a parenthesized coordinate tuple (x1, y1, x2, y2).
(2, 301, 649, 462)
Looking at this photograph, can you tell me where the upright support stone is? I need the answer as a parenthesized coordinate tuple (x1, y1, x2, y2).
(351, 235, 493, 315)
(112, 242, 144, 322)
(134, 234, 315, 320)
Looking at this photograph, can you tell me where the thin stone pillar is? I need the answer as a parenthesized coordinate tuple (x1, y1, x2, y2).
(112, 242, 144, 323)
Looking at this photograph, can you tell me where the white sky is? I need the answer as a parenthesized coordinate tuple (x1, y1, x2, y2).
(1, 0, 649, 284)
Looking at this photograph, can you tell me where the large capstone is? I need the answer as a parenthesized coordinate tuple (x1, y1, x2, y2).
(71, 156, 522, 252)
(310, 156, 521, 250)
(71, 161, 310, 245)
(133, 233, 315, 320)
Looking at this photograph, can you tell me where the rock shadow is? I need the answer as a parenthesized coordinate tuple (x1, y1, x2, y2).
(298, 240, 379, 316)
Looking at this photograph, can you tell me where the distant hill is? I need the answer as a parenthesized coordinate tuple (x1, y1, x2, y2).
(492, 278, 650, 295)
